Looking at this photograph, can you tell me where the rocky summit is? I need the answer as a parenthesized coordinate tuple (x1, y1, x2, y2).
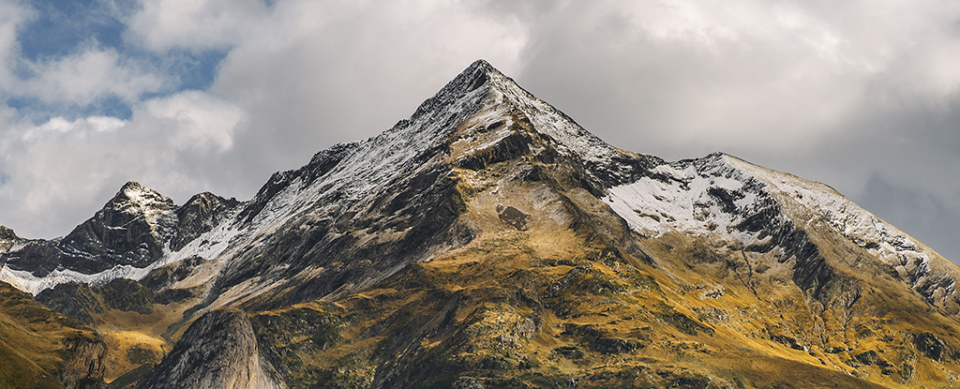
(2, 60, 960, 388)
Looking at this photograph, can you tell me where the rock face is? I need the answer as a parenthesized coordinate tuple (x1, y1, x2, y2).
(137, 309, 282, 389)
(60, 334, 108, 389)
(6, 60, 960, 388)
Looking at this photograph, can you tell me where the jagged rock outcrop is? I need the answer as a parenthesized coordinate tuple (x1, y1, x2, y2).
(172, 193, 239, 252)
(137, 309, 282, 389)
(0, 225, 17, 241)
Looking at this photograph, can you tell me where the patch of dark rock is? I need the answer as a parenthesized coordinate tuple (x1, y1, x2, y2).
(35, 282, 104, 325)
(153, 287, 200, 305)
(453, 376, 486, 389)
(497, 205, 529, 231)
(99, 278, 155, 314)
(171, 193, 239, 251)
(707, 187, 744, 213)
(467, 70, 488, 91)
(745, 241, 775, 253)
(483, 120, 504, 133)
(517, 165, 547, 182)
(0, 225, 17, 240)
(1, 240, 64, 274)
(854, 350, 891, 367)
(139, 256, 207, 291)
(588, 153, 665, 188)
(594, 337, 644, 354)
(914, 332, 947, 361)
(560, 324, 644, 354)
(455, 133, 533, 170)
(769, 334, 806, 351)
(553, 346, 584, 359)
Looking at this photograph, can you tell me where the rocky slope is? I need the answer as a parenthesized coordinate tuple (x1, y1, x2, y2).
(3, 60, 960, 388)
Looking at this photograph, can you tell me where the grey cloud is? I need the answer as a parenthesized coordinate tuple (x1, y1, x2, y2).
(856, 175, 960, 263)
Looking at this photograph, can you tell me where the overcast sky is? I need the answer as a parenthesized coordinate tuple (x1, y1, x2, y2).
(0, 0, 958, 263)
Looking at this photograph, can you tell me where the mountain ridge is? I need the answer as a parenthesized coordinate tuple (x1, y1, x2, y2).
(2, 59, 960, 388)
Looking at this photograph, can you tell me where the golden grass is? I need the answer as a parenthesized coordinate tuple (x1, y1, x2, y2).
(0, 282, 102, 389)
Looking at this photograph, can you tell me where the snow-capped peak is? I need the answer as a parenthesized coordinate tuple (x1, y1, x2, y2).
(110, 181, 177, 227)
(466, 60, 629, 165)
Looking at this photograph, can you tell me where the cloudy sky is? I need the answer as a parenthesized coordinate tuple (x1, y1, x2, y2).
(0, 0, 958, 263)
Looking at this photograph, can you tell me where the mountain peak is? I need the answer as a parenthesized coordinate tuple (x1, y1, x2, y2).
(458, 58, 503, 88)
(0, 225, 17, 241)
(108, 181, 175, 215)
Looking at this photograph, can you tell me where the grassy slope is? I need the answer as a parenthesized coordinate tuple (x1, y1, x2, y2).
(0, 282, 100, 389)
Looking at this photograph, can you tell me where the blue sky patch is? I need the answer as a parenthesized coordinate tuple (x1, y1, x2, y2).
(6, 95, 133, 123)
(12, 0, 228, 121)
(163, 49, 229, 92)
(17, 0, 127, 62)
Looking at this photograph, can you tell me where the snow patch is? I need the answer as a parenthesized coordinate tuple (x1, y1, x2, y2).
(603, 154, 770, 243)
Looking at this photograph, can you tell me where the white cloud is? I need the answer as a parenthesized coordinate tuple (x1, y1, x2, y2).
(20, 48, 164, 105)
(0, 0, 31, 90)
(140, 91, 245, 152)
(126, 0, 268, 52)
(20, 115, 124, 141)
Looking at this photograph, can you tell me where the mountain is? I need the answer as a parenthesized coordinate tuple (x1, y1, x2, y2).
(3, 59, 960, 388)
